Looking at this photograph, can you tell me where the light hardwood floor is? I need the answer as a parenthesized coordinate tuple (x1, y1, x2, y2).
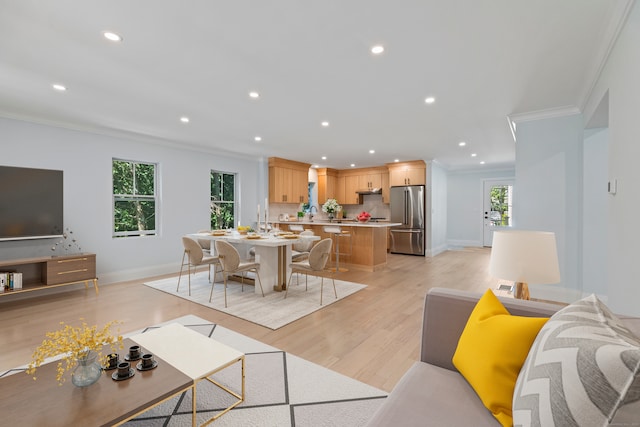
(0, 248, 496, 392)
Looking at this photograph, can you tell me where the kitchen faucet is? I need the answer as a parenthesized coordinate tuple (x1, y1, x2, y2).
(308, 205, 318, 222)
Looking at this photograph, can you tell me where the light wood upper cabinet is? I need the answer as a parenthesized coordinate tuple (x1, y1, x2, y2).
(387, 160, 426, 186)
(344, 175, 360, 204)
(381, 171, 390, 204)
(317, 168, 339, 205)
(335, 175, 346, 205)
(358, 172, 382, 190)
(268, 157, 311, 204)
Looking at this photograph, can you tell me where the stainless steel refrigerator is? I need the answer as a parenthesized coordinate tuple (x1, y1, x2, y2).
(390, 185, 425, 255)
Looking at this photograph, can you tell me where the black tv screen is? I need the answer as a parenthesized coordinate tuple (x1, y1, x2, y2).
(0, 165, 64, 240)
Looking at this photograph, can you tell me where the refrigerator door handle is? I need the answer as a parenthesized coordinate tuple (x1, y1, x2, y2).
(390, 229, 422, 233)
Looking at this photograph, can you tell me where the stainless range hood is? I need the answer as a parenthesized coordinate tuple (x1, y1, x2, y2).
(356, 188, 382, 195)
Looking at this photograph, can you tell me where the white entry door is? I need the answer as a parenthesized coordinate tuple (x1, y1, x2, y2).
(483, 179, 514, 247)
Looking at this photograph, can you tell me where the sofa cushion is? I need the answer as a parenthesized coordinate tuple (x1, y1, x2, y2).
(452, 289, 548, 427)
(366, 361, 500, 427)
(513, 294, 640, 426)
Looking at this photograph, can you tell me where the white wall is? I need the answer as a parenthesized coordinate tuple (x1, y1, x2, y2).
(514, 113, 584, 302)
(582, 2, 640, 315)
(428, 162, 448, 256)
(582, 128, 609, 298)
(446, 168, 515, 248)
(1, 117, 264, 284)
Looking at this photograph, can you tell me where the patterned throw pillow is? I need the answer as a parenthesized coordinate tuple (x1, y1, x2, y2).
(512, 294, 640, 426)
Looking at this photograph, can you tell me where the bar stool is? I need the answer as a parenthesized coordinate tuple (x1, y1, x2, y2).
(322, 225, 352, 272)
(288, 224, 304, 233)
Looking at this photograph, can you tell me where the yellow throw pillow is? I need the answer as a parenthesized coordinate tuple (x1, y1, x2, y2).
(452, 289, 548, 427)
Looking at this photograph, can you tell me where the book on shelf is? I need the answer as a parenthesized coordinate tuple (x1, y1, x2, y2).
(0, 272, 22, 291)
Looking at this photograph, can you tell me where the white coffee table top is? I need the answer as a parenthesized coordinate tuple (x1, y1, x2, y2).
(130, 323, 244, 379)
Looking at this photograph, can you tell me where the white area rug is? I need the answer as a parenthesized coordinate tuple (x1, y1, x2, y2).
(144, 272, 367, 330)
(125, 315, 387, 426)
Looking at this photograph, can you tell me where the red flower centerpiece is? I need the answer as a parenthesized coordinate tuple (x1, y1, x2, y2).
(356, 211, 371, 222)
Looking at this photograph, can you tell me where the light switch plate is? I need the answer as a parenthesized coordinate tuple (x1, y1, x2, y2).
(608, 179, 617, 195)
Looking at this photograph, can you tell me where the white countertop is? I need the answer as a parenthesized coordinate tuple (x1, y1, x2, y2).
(272, 220, 401, 228)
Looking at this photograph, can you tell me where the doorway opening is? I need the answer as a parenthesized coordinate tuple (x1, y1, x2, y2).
(483, 180, 513, 247)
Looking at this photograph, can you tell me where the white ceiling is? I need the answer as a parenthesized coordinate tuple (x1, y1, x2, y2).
(0, 1, 629, 170)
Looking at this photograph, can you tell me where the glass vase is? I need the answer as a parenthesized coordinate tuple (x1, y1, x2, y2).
(71, 351, 102, 387)
(328, 213, 334, 222)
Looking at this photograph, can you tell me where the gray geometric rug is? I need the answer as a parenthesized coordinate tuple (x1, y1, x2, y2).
(144, 272, 367, 330)
(123, 315, 387, 426)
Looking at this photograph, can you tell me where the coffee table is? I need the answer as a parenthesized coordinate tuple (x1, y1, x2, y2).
(130, 323, 245, 426)
(0, 337, 192, 426)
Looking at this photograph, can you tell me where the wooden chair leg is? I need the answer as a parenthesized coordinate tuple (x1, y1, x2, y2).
(320, 277, 324, 305)
(223, 275, 228, 308)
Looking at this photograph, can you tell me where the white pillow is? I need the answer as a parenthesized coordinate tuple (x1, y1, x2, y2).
(512, 294, 640, 427)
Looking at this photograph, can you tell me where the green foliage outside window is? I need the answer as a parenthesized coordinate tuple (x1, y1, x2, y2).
(490, 185, 511, 226)
(113, 160, 157, 236)
(211, 171, 235, 229)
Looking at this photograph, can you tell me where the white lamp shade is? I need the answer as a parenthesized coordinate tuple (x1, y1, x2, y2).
(489, 230, 561, 284)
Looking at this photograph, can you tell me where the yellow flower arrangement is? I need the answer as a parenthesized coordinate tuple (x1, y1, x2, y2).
(26, 319, 123, 385)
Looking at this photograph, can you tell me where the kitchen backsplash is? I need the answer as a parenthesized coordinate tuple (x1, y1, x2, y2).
(267, 194, 390, 222)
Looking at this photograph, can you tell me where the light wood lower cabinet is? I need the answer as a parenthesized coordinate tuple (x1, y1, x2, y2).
(0, 253, 98, 296)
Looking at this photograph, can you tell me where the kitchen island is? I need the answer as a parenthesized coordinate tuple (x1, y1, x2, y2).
(273, 220, 401, 271)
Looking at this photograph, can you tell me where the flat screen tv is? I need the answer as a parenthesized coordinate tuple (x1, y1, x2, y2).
(0, 165, 64, 241)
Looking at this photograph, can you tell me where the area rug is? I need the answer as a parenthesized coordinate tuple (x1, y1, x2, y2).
(123, 315, 386, 426)
(144, 272, 367, 330)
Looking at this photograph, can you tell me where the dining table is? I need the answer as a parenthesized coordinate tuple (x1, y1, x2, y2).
(188, 231, 320, 294)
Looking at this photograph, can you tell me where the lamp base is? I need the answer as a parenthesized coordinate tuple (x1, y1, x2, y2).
(514, 282, 530, 300)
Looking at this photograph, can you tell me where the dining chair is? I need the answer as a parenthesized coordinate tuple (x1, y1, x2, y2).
(214, 240, 265, 307)
(197, 229, 212, 254)
(291, 230, 315, 262)
(177, 236, 221, 297)
(285, 238, 336, 305)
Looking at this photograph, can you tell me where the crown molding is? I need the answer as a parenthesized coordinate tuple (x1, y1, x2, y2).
(507, 105, 582, 142)
(579, 0, 636, 111)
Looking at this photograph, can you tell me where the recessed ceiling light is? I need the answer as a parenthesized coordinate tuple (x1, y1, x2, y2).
(321, 121, 329, 127)
(459, 141, 466, 147)
(369, 150, 375, 154)
(52, 84, 66, 91)
(180, 117, 190, 123)
(313, 164, 319, 168)
(321, 156, 327, 160)
(394, 159, 399, 162)
(371, 45, 384, 55)
(249, 91, 260, 99)
(350, 163, 356, 167)
(425, 96, 436, 104)
(103, 31, 122, 42)
(480, 161, 486, 165)
(254, 136, 262, 142)
(471, 153, 477, 157)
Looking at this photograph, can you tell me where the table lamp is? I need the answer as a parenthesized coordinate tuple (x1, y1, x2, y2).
(488, 230, 560, 300)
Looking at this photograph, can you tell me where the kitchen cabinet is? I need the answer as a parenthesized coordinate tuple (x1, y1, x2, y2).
(343, 175, 361, 204)
(381, 172, 389, 204)
(358, 172, 382, 191)
(335, 176, 346, 205)
(387, 160, 426, 186)
(268, 157, 311, 204)
(317, 168, 339, 204)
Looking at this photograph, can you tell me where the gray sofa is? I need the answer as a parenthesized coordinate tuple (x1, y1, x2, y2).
(366, 287, 640, 427)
